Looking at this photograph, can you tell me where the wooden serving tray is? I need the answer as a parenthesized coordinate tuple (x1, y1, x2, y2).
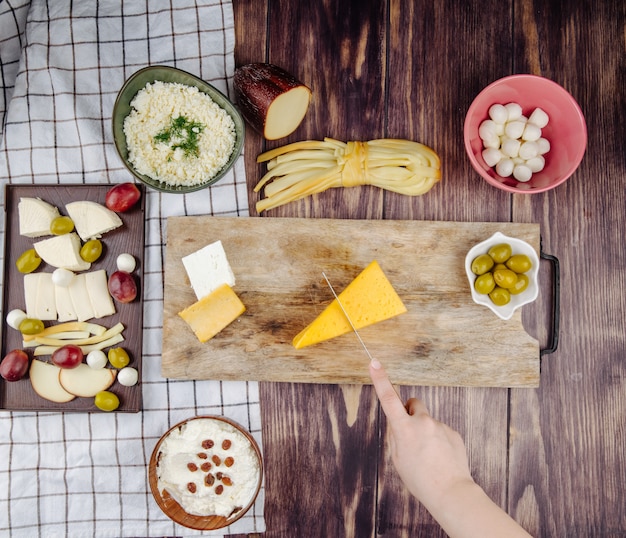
(1, 185, 145, 411)
(162, 217, 540, 388)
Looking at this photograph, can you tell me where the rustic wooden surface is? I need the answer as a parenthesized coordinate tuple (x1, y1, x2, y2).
(163, 217, 541, 386)
(231, 0, 626, 536)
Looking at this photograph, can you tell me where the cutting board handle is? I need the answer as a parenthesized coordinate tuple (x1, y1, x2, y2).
(540, 251, 560, 356)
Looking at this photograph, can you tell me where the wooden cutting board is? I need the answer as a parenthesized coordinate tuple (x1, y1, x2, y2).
(162, 217, 541, 387)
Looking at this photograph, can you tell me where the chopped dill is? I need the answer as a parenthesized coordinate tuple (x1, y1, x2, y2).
(154, 115, 205, 158)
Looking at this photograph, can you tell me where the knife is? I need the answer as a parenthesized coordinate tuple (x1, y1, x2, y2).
(322, 272, 374, 361)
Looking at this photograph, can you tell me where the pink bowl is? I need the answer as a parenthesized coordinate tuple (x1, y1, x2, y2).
(464, 74, 587, 193)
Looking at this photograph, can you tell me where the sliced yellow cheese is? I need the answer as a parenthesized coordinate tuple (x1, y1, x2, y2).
(293, 260, 407, 349)
(178, 284, 246, 343)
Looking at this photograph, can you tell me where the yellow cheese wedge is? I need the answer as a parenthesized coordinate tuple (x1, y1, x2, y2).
(293, 260, 407, 349)
(178, 284, 246, 343)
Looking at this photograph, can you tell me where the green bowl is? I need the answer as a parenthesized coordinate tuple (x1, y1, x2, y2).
(112, 65, 245, 194)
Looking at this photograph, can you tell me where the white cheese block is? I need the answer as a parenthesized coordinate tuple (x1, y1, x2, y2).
(23, 273, 40, 318)
(35, 272, 57, 321)
(85, 270, 116, 318)
(182, 240, 236, 300)
(33, 233, 91, 272)
(18, 197, 60, 238)
(55, 284, 77, 322)
(68, 273, 95, 321)
(65, 201, 122, 241)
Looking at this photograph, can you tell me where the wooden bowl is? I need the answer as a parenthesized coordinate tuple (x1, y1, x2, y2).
(148, 415, 262, 530)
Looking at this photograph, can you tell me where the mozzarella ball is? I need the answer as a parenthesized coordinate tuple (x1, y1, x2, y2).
(504, 120, 526, 139)
(52, 268, 75, 287)
(482, 148, 503, 167)
(526, 156, 546, 173)
(6, 309, 27, 330)
(478, 120, 498, 140)
(519, 141, 539, 160)
(87, 350, 108, 369)
(513, 164, 533, 182)
(116, 253, 136, 273)
(488, 104, 508, 124)
(483, 135, 501, 149)
(504, 102, 523, 121)
(522, 123, 542, 141)
(528, 107, 549, 128)
(501, 138, 521, 158)
(536, 137, 551, 155)
(118, 367, 139, 386)
(496, 158, 514, 177)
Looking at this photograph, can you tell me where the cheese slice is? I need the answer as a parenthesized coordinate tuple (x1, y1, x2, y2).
(18, 197, 60, 237)
(33, 232, 91, 272)
(55, 284, 78, 322)
(35, 272, 57, 321)
(182, 240, 236, 300)
(65, 201, 122, 241)
(68, 273, 95, 321)
(85, 270, 116, 318)
(178, 283, 245, 343)
(292, 260, 407, 349)
(23, 273, 39, 318)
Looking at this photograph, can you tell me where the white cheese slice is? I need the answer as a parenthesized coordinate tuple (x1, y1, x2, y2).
(23, 273, 40, 318)
(68, 273, 95, 321)
(55, 284, 77, 322)
(33, 233, 91, 272)
(85, 270, 116, 318)
(182, 240, 236, 300)
(18, 197, 60, 238)
(65, 201, 122, 241)
(35, 272, 57, 321)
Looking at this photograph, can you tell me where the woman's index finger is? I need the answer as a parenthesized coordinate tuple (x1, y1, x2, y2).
(369, 360, 409, 421)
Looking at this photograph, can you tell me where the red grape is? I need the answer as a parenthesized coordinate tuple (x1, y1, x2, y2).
(0, 349, 30, 381)
(108, 270, 138, 303)
(105, 183, 141, 212)
(51, 344, 83, 369)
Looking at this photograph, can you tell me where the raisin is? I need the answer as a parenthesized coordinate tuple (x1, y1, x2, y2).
(187, 482, 197, 493)
(215, 485, 224, 495)
(224, 456, 235, 467)
(197, 452, 208, 459)
(212, 454, 222, 466)
(201, 439, 214, 449)
(187, 462, 198, 472)
(222, 439, 232, 450)
(204, 473, 215, 487)
(221, 475, 233, 486)
(201, 462, 212, 472)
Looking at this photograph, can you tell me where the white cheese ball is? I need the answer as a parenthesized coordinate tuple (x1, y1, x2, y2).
(501, 138, 521, 158)
(528, 107, 549, 128)
(505, 102, 523, 121)
(478, 119, 498, 140)
(522, 123, 542, 141)
(519, 141, 539, 160)
(504, 120, 526, 139)
(495, 158, 514, 177)
(52, 268, 75, 287)
(536, 137, 551, 155)
(488, 104, 508, 124)
(87, 350, 108, 369)
(116, 253, 136, 273)
(482, 148, 502, 167)
(6, 309, 27, 330)
(118, 367, 139, 386)
(526, 156, 546, 173)
(513, 164, 533, 182)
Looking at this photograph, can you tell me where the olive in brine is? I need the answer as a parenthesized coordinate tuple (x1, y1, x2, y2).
(471, 254, 494, 276)
(19, 318, 44, 335)
(493, 268, 518, 289)
(506, 254, 532, 273)
(489, 287, 511, 306)
(488, 243, 512, 264)
(474, 272, 496, 295)
(80, 239, 103, 263)
(509, 273, 529, 295)
(50, 216, 75, 235)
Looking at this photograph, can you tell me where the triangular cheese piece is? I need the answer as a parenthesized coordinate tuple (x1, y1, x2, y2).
(293, 260, 407, 349)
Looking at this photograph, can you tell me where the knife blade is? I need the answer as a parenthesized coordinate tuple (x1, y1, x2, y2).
(322, 272, 374, 361)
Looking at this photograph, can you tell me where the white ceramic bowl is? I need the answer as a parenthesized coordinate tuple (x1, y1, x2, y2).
(465, 231, 539, 320)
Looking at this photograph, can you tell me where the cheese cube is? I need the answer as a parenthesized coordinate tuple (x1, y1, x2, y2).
(293, 260, 407, 349)
(182, 240, 236, 300)
(178, 284, 245, 343)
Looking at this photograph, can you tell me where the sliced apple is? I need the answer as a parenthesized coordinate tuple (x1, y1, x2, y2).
(59, 363, 116, 397)
(29, 359, 76, 403)
(234, 63, 311, 140)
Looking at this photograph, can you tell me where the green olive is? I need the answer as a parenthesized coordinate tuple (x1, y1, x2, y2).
(493, 268, 518, 289)
(489, 287, 511, 306)
(107, 347, 130, 369)
(50, 216, 75, 235)
(94, 391, 120, 412)
(509, 273, 529, 295)
(16, 248, 42, 274)
(19, 317, 44, 335)
(488, 243, 512, 264)
(471, 254, 494, 276)
(474, 272, 496, 295)
(80, 239, 103, 263)
(493, 263, 508, 273)
(506, 254, 532, 274)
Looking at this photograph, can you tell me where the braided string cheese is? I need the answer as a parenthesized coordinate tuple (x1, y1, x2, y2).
(254, 138, 441, 212)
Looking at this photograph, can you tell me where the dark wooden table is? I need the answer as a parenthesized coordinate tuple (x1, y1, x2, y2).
(232, 1, 626, 536)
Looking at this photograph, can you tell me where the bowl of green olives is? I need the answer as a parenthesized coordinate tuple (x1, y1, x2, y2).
(465, 231, 539, 320)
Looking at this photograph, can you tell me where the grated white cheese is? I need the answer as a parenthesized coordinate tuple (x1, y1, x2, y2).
(124, 81, 236, 187)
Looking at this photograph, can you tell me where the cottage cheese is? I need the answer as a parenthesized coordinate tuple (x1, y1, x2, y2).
(124, 81, 236, 187)
(156, 417, 261, 518)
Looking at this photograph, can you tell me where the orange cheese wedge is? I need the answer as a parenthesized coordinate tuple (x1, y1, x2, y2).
(293, 261, 407, 349)
(178, 284, 246, 343)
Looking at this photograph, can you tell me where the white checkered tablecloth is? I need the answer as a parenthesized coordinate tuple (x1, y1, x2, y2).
(0, 1, 265, 537)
